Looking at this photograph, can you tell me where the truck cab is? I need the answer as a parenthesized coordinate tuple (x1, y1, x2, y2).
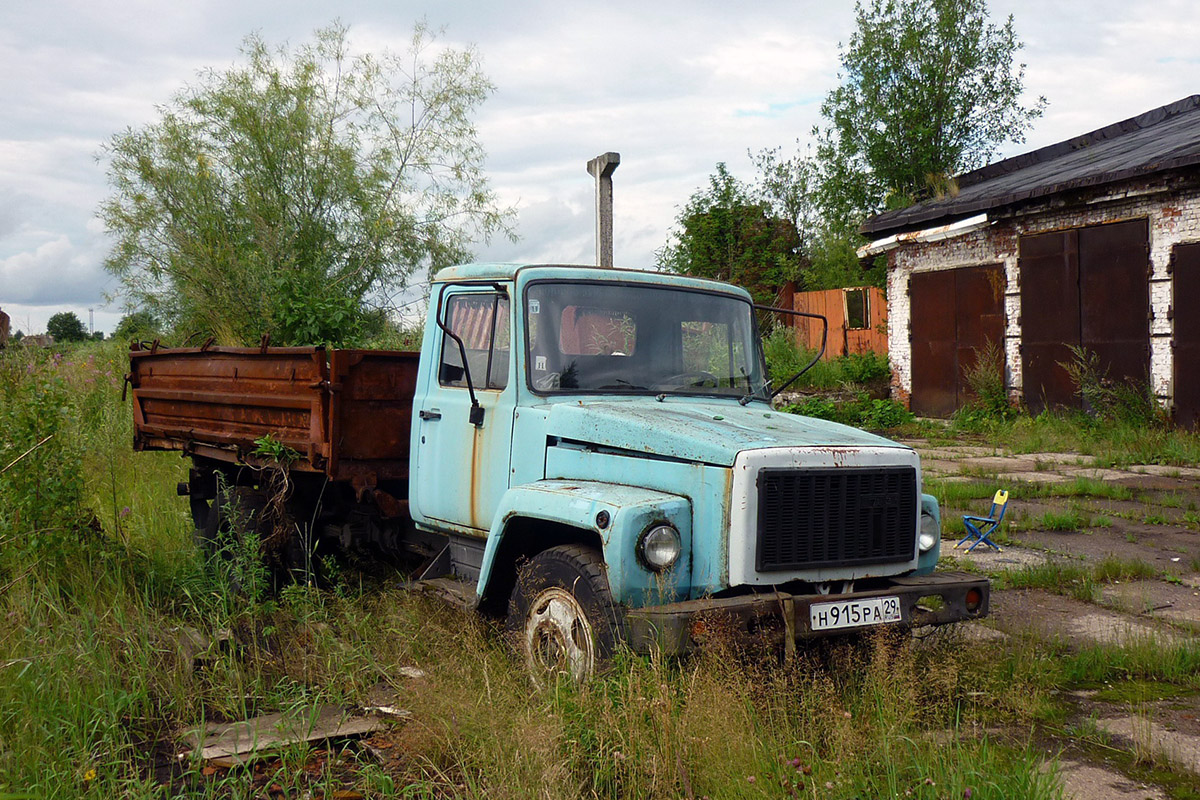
(410, 264, 987, 681)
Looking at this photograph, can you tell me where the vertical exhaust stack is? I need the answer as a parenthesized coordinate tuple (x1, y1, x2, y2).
(587, 152, 620, 267)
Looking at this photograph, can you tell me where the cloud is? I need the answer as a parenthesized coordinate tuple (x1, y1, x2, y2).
(0, 234, 110, 306)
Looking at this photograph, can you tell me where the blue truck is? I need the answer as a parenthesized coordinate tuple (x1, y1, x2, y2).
(130, 263, 989, 682)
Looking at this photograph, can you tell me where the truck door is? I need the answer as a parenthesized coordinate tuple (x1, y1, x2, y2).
(412, 287, 516, 533)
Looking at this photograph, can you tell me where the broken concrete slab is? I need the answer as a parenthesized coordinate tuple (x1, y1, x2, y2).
(1026, 452, 1100, 467)
(1128, 464, 1200, 480)
(961, 456, 1039, 472)
(932, 474, 976, 483)
(919, 458, 966, 475)
(183, 705, 390, 763)
(996, 470, 1070, 484)
(946, 544, 1051, 572)
(990, 590, 1185, 647)
(1098, 715, 1200, 776)
(1099, 580, 1200, 629)
(910, 446, 1002, 461)
(1052, 758, 1166, 800)
(1057, 467, 1140, 482)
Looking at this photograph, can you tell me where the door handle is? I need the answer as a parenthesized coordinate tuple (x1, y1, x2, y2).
(419, 409, 442, 421)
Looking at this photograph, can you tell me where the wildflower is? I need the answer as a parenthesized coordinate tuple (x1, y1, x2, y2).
(746, 775, 755, 784)
(119, 506, 131, 518)
(964, 789, 973, 799)
(83, 768, 96, 782)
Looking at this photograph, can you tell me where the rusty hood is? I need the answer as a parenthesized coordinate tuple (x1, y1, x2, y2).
(543, 397, 908, 467)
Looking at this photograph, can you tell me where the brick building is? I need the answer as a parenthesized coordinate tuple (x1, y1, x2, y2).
(861, 96, 1200, 427)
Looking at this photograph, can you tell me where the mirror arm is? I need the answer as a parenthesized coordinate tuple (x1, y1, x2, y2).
(752, 304, 829, 399)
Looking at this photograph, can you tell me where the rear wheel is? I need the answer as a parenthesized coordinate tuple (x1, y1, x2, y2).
(506, 544, 619, 686)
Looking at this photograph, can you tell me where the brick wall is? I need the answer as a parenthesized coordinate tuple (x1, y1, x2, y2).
(885, 177, 1200, 409)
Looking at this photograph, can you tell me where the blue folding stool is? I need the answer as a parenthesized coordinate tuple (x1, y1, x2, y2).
(957, 489, 1009, 553)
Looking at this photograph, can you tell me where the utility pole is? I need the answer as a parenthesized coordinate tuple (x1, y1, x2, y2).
(586, 152, 620, 267)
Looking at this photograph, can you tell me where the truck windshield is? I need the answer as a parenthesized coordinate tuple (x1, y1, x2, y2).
(524, 281, 769, 400)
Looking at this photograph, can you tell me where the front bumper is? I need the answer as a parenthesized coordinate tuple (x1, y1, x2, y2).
(624, 571, 989, 655)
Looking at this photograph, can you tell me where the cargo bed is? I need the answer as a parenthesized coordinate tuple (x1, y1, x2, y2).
(129, 344, 418, 491)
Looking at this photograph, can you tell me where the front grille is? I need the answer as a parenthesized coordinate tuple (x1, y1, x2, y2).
(756, 467, 917, 571)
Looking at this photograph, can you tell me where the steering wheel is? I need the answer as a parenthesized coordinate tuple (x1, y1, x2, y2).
(653, 370, 720, 390)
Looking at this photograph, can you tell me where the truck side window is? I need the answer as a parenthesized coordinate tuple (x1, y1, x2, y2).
(439, 293, 510, 390)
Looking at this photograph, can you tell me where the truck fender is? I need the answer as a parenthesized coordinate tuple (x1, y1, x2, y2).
(476, 480, 693, 613)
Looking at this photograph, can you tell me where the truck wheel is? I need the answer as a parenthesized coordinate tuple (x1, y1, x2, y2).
(506, 544, 619, 686)
(197, 486, 267, 558)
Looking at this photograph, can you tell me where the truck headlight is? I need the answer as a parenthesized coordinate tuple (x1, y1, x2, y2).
(919, 512, 939, 553)
(639, 523, 681, 571)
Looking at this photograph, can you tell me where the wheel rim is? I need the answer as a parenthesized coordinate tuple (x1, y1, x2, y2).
(524, 587, 595, 685)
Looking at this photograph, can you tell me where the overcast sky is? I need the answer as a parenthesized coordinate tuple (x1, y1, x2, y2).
(3, 0, 1200, 335)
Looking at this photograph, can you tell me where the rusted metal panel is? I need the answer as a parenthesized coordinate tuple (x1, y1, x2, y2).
(791, 287, 887, 359)
(327, 350, 419, 484)
(909, 269, 958, 417)
(1173, 242, 1200, 429)
(130, 345, 330, 469)
(131, 344, 421, 498)
(1079, 219, 1150, 389)
(1020, 230, 1081, 413)
(909, 265, 1005, 417)
(954, 265, 1006, 404)
(1020, 220, 1150, 414)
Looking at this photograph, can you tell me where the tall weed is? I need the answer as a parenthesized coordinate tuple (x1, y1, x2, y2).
(1059, 345, 1162, 427)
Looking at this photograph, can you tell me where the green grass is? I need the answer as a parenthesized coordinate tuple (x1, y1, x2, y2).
(1037, 507, 1091, 531)
(1031, 478, 1136, 501)
(994, 557, 1161, 603)
(952, 410, 1200, 468)
(1061, 638, 1200, 689)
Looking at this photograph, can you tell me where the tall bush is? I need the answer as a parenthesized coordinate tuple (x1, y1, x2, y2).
(0, 350, 90, 574)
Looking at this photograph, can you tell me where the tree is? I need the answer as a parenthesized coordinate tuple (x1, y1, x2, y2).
(751, 145, 877, 290)
(817, 0, 1045, 218)
(46, 312, 88, 342)
(101, 23, 512, 346)
(113, 311, 159, 343)
(656, 164, 802, 306)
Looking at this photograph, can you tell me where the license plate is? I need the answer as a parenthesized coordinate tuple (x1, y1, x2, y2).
(809, 596, 902, 631)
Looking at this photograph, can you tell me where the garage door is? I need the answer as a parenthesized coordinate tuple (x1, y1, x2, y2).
(1174, 242, 1200, 429)
(909, 264, 1005, 417)
(1020, 219, 1149, 414)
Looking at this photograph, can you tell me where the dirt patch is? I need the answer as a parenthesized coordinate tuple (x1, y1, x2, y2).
(1098, 714, 1200, 776)
(1099, 580, 1200, 632)
(990, 590, 1187, 647)
(944, 543, 1053, 572)
(1052, 758, 1167, 800)
(1012, 527, 1198, 576)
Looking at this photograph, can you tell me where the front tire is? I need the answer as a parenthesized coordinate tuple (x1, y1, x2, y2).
(506, 544, 619, 686)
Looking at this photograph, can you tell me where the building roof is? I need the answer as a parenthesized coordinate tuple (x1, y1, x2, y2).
(862, 95, 1200, 237)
